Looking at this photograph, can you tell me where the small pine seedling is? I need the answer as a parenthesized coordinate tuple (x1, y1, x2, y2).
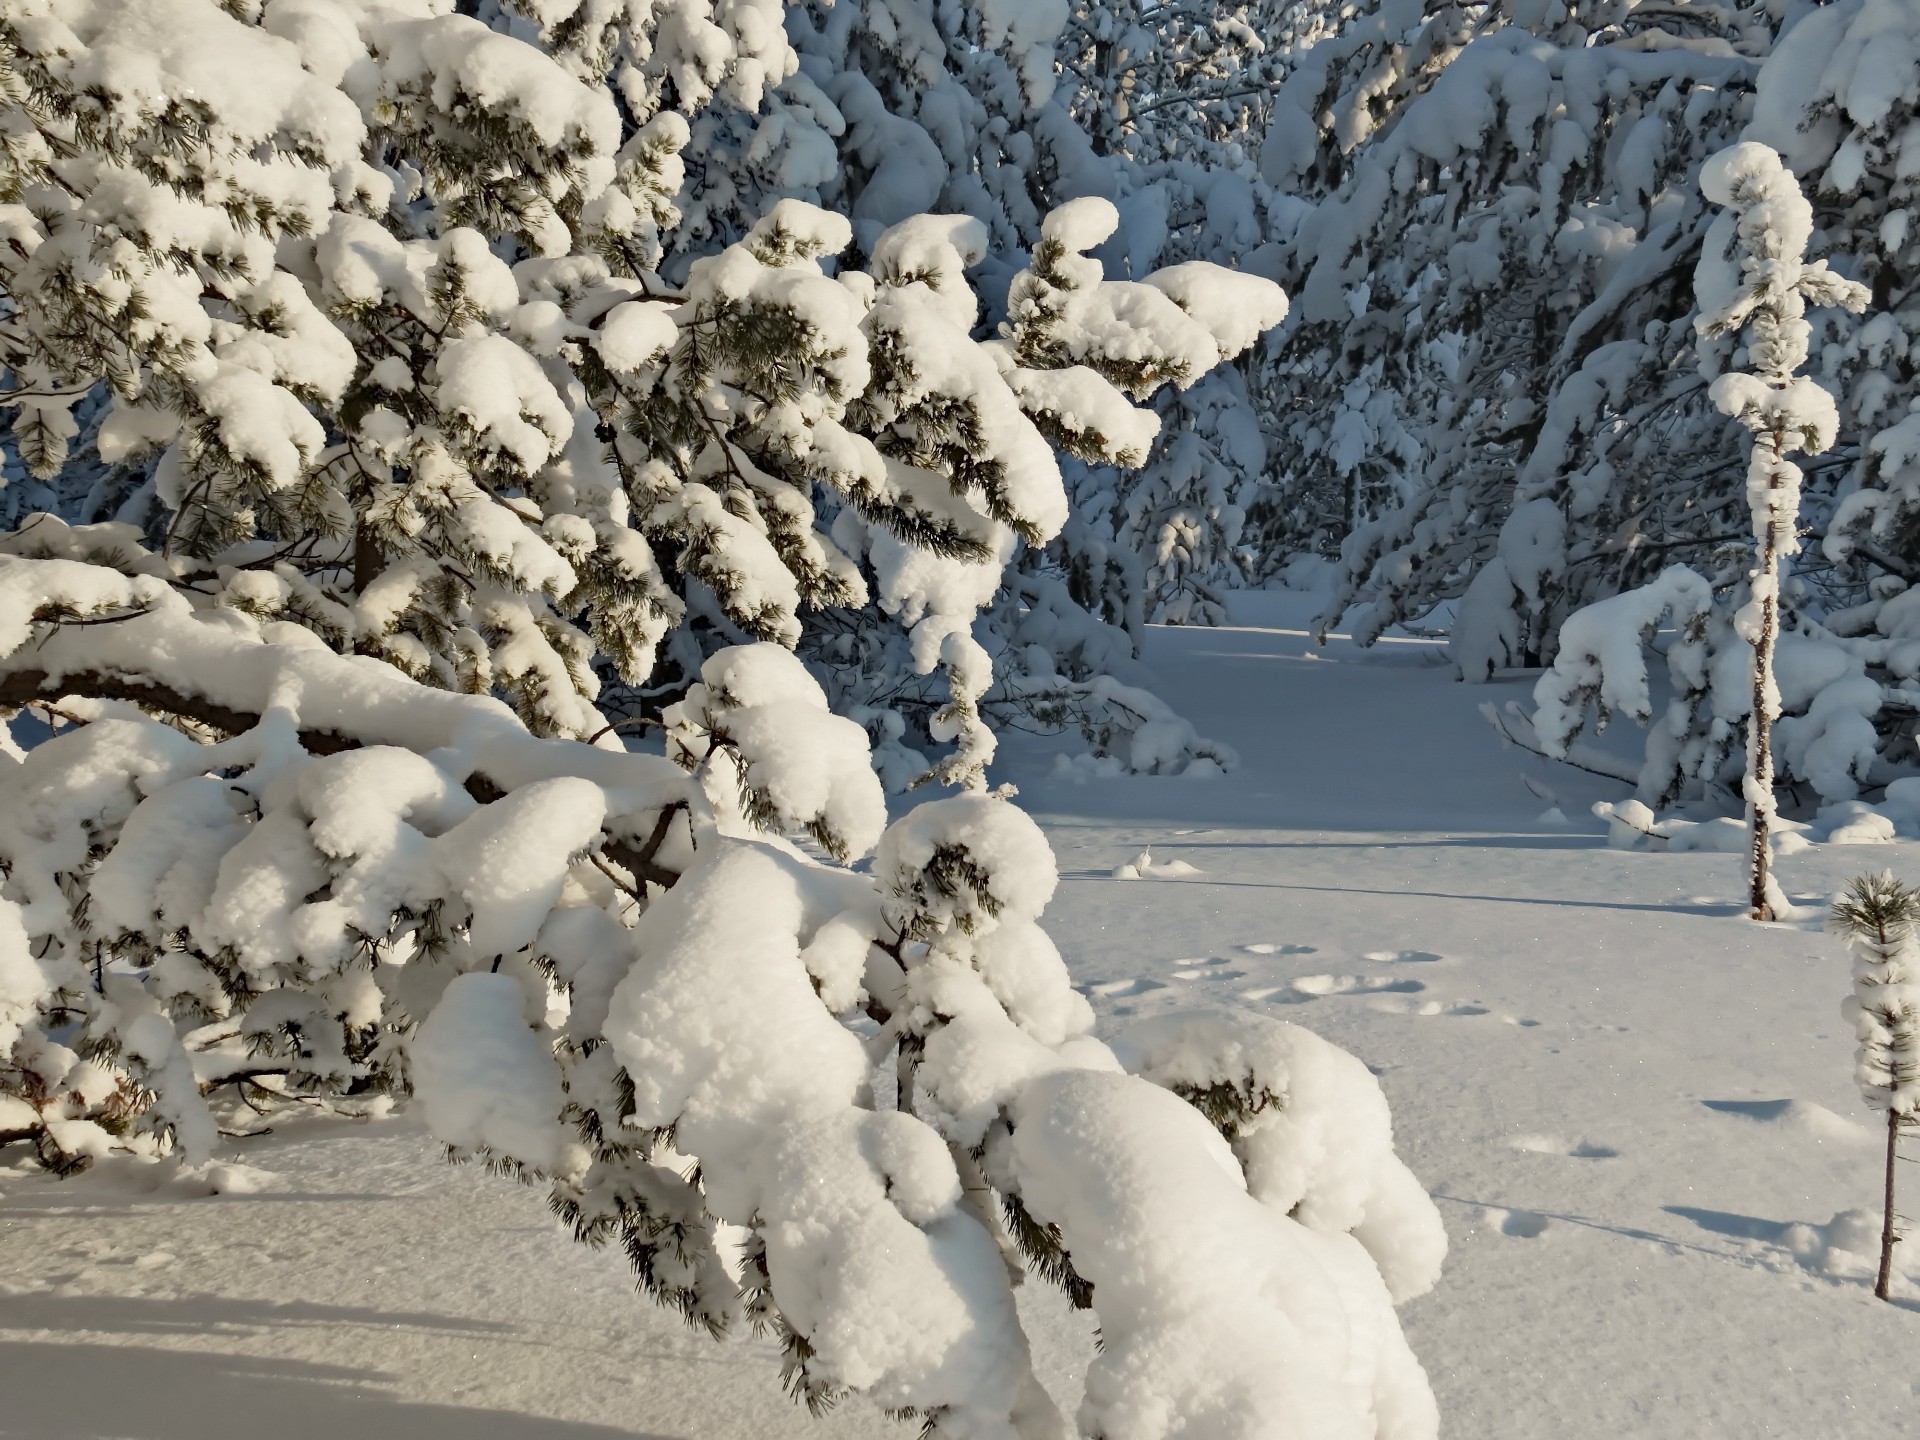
(1830, 872, 1920, 1301)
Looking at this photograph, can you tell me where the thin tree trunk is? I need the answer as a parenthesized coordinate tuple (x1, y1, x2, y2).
(1746, 528, 1777, 920)
(1877, 1106, 1899, 1301)
(1747, 453, 1783, 922)
(352, 518, 382, 596)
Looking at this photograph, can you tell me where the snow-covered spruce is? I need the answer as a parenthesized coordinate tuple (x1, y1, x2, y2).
(0, 558, 1444, 1435)
(1830, 872, 1920, 1301)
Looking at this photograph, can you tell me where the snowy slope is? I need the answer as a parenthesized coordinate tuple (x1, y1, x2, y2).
(2, 594, 1917, 1438)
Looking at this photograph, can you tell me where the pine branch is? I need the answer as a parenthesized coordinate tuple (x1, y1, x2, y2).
(0, 667, 683, 887)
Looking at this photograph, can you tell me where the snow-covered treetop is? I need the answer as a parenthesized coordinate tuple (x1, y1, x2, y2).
(1695, 141, 1869, 440)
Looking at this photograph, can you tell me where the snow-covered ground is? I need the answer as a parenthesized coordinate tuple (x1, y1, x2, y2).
(3, 592, 1917, 1438)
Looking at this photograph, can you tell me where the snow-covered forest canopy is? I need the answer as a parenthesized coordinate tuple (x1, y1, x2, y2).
(1, 0, 1919, 1437)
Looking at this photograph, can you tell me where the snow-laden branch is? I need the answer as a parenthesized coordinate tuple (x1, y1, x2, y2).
(0, 550, 1446, 1439)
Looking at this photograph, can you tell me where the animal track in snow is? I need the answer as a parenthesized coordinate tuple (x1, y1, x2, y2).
(1361, 949, 1446, 964)
(1240, 942, 1317, 956)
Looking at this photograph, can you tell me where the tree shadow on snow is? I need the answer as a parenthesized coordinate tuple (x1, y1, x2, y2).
(0, 1338, 678, 1440)
(1137, 835, 1602, 854)
(0, 1290, 510, 1338)
(1662, 1206, 1920, 1313)
(1064, 874, 1728, 918)
(1433, 1194, 1755, 1264)
(1, 1190, 413, 1220)
(1661, 1205, 1797, 1245)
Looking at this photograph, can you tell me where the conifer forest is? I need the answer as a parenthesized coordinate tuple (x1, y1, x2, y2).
(0, 1, 1918, 1436)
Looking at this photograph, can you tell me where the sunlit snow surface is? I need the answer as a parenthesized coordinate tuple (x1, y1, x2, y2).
(4, 589, 1918, 1438)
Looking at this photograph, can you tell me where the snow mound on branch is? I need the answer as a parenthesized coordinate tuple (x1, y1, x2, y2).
(1113, 1009, 1448, 1304)
(874, 792, 1059, 931)
(604, 841, 1041, 1429)
(665, 644, 885, 861)
(373, 13, 618, 156)
(414, 972, 571, 1174)
(46, 0, 367, 165)
(431, 777, 607, 961)
(1144, 262, 1290, 361)
(1009, 1067, 1439, 1440)
(1041, 196, 1122, 254)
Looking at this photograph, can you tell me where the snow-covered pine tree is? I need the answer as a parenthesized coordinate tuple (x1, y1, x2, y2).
(1831, 871, 1920, 1302)
(0, 4, 1438, 1435)
(1692, 142, 1868, 919)
(1047, 0, 1293, 633)
(1525, 144, 1876, 878)
(456, 0, 1288, 777)
(0, 0, 1280, 779)
(786, 0, 1121, 273)
(766, 0, 1302, 740)
(467, 0, 843, 272)
(0, 0, 689, 739)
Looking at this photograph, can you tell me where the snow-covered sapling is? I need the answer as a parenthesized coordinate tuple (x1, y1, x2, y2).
(1693, 144, 1869, 920)
(1831, 872, 1920, 1302)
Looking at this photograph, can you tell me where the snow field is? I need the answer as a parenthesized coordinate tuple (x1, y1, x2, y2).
(1021, 595, 1920, 1438)
(3, 593, 1918, 1437)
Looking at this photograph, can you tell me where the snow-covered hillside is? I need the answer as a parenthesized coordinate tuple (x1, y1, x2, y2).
(4, 595, 1913, 1439)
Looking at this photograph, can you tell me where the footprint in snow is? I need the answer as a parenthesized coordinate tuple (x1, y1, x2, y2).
(1171, 959, 1246, 981)
(1479, 1206, 1551, 1239)
(1361, 949, 1446, 964)
(1367, 996, 1490, 1018)
(1289, 973, 1427, 998)
(1241, 942, 1317, 956)
(1085, 977, 1167, 998)
(1509, 1135, 1618, 1159)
